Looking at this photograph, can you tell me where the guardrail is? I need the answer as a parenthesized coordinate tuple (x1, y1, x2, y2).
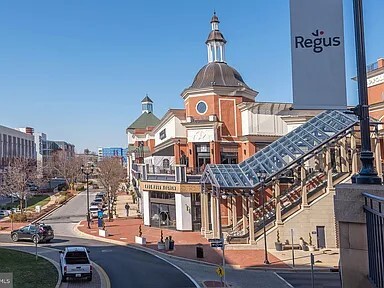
(363, 192, 384, 288)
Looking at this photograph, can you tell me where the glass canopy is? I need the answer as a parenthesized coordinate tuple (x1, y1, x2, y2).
(201, 110, 358, 189)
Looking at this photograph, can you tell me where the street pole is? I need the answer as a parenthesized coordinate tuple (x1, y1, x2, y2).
(86, 173, 90, 228)
(352, 0, 381, 184)
(262, 179, 270, 265)
(291, 229, 295, 267)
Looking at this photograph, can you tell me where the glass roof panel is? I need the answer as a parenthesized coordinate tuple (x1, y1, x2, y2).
(201, 110, 358, 189)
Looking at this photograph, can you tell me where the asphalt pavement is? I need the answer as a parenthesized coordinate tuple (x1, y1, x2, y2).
(277, 272, 342, 288)
(39, 189, 197, 288)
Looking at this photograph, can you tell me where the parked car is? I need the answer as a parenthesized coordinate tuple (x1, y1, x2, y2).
(89, 206, 100, 218)
(92, 198, 105, 208)
(59, 246, 92, 282)
(11, 223, 54, 243)
(0, 210, 9, 217)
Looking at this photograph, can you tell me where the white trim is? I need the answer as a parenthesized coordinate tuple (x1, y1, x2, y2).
(195, 100, 208, 115)
(219, 98, 238, 137)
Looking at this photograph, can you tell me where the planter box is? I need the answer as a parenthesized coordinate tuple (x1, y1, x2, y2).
(275, 242, 283, 251)
(135, 236, 146, 245)
(308, 245, 315, 252)
(99, 229, 108, 237)
(158, 242, 166, 250)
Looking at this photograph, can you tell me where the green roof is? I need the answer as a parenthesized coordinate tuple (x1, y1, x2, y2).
(127, 112, 160, 130)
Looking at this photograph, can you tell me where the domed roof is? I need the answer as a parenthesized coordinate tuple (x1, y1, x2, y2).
(206, 30, 226, 44)
(190, 62, 250, 89)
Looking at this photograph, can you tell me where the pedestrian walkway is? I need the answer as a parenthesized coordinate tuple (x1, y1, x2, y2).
(115, 191, 139, 218)
(77, 218, 288, 269)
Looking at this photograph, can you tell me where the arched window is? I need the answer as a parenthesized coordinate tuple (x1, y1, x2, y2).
(163, 159, 170, 169)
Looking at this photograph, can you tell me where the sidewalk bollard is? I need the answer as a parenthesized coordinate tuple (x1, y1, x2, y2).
(196, 243, 204, 258)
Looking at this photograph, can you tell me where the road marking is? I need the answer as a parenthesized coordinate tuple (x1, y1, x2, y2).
(119, 237, 127, 240)
(274, 272, 295, 288)
(101, 249, 113, 253)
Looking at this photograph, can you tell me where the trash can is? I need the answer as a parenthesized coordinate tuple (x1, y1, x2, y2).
(196, 244, 204, 258)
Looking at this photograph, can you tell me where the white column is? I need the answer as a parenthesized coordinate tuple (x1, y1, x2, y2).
(351, 133, 358, 174)
(375, 134, 383, 180)
(275, 181, 282, 225)
(326, 147, 333, 190)
(335, 146, 341, 172)
(242, 195, 247, 234)
(248, 196, 255, 244)
(201, 192, 206, 234)
(227, 197, 232, 226)
(211, 195, 218, 238)
(213, 43, 217, 61)
(232, 196, 237, 226)
(301, 164, 308, 207)
(341, 138, 348, 172)
(143, 190, 150, 226)
(219, 45, 223, 62)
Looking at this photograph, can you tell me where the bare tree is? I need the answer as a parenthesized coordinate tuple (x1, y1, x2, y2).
(45, 150, 83, 191)
(0, 158, 40, 213)
(97, 157, 126, 220)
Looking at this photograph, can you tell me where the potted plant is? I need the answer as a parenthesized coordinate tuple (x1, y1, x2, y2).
(275, 230, 283, 251)
(135, 225, 146, 245)
(157, 230, 166, 250)
(308, 233, 315, 251)
(300, 237, 308, 251)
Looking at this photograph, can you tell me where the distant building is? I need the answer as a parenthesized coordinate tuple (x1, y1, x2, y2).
(98, 147, 128, 165)
(0, 125, 36, 171)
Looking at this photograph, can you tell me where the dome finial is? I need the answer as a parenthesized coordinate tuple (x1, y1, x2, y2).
(211, 11, 219, 24)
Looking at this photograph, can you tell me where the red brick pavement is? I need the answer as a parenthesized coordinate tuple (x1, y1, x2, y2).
(0, 222, 28, 232)
(78, 218, 288, 269)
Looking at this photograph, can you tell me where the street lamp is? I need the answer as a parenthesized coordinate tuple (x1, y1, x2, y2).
(177, 140, 181, 163)
(351, 0, 381, 184)
(256, 170, 270, 265)
(81, 163, 94, 229)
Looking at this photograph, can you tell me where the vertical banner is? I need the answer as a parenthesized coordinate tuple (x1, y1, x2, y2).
(290, 0, 347, 110)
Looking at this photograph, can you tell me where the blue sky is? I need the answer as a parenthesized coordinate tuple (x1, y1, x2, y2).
(0, 0, 383, 153)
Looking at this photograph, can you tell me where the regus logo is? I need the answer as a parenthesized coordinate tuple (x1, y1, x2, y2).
(295, 30, 341, 53)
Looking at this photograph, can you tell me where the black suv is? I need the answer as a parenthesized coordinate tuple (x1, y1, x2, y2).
(11, 223, 54, 243)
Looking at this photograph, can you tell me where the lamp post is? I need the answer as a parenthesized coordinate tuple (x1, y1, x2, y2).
(177, 140, 181, 164)
(257, 171, 270, 265)
(352, 0, 381, 184)
(81, 163, 94, 229)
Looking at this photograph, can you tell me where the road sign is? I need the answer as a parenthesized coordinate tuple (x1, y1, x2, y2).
(210, 242, 223, 248)
(216, 266, 225, 277)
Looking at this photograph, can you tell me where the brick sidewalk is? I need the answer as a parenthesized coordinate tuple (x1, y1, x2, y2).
(78, 218, 288, 269)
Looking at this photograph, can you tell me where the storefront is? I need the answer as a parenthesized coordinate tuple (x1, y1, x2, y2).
(140, 181, 201, 231)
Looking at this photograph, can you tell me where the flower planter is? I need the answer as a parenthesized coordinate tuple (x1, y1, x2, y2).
(275, 242, 283, 251)
(135, 236, 146, 245)
(98, 229, 108, 237)
(308, 245, 315, 252)
(157, 242, 166, 250)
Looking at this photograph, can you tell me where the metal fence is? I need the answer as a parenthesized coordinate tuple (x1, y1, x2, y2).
(363, 192, 384, 288)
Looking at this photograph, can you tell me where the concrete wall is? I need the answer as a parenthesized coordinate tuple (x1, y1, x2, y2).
(334, 183, 383, 288)
(257, 191, 337, 249)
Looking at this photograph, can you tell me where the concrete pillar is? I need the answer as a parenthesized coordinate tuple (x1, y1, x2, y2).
(211, 194, 218, 238)
(242, 195, 247, 234)
(293, 167, 299, 183)
(340, 138, 348, 173)
(274, 181, 282, 225)
(374, 134, 383, 180)
(326, 147, 333, 191)
(335, 146, 341, 173)
(248, 196, 255, 244)
(201, 192, 206, 234)
(175, 193, 192, 231)
(351, 133, 358, 174)
(301, 163, 309, 207)
(232, 196, 237, 226)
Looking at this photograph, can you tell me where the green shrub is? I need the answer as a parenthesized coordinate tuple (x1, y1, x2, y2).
(76, 185, 85, 191)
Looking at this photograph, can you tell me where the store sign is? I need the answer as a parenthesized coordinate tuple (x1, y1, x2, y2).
(368, 73, 384, 87)
(290, 0, 347, 109)
(143, 183, 178, 192)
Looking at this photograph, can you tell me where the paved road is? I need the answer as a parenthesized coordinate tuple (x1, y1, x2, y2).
(277, 272, 342, 288)
(39, 189, 197, 288)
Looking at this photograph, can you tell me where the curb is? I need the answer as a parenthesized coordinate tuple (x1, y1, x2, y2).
(74, 225, 218, 268)
(32, 194, 76, 224)
(92, 261, 111, 288)
(74, 225, 339, 273)
(0, 245, 62, 288)
(74, 224, 201, 287)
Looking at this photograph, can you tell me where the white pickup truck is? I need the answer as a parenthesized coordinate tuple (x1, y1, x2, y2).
(59, 246, 92, 282)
